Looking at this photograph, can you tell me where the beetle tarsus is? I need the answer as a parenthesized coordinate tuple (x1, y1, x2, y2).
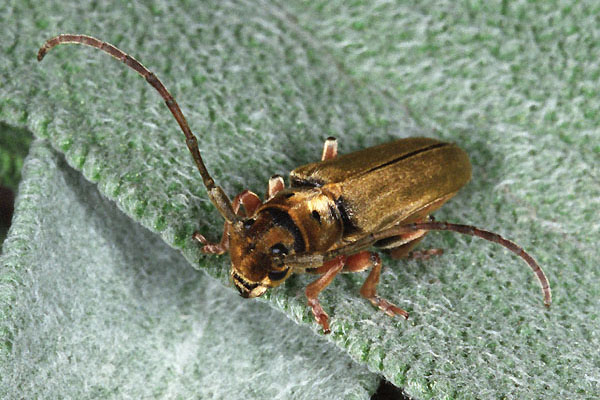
(346, 252, 410, 319)
(407, 248, 444, 260)
(192, 232, 227, 255)
(308, 298, 331, 334)
(192, 232, 214, 246)
(367, 296, 409, 319)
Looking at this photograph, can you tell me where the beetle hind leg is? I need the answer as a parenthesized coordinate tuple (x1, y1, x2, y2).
(378, 217, 443, 260)
(386, 236, 443, 260)
(345, 251, 409, 319)
(406, 248, 444, 260)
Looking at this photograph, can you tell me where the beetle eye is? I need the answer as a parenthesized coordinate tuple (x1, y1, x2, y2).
(269, 243, 288, 256)
(268, 268, 289, 281)
(243, 219, 255, 230)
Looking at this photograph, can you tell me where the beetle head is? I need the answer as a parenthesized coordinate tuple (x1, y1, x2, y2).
(228, 210, 297, 298)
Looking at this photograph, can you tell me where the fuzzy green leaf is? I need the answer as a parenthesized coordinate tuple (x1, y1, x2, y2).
(0, 138, 378, 398)
(1, 0, 599, 398)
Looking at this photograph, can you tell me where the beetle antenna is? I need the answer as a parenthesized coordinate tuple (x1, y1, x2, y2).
(38, 34, 238, 223)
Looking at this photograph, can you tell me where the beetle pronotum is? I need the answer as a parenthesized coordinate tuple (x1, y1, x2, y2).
(38, 34, 551, 333)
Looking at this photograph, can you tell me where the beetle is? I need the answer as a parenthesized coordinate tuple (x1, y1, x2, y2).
(38, 34, 551, 333)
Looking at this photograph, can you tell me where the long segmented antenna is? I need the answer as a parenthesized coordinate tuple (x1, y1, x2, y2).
(38, 34, 238, 223)
(286, 221, 552, 308)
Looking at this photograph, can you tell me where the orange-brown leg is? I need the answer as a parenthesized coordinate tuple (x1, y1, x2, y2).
(305, 256, 346, 333)
(193, 227, 231, 255)
(266, 175, 285, 200)
(237, 190, 262, 216)
(385, 218, 443, 260)
(407, 248, 444, 260)
(345, 251, 409, 319)
(321, 137, 338, 160)
(193, 190, 262, 254)
(388, 236, 444, 260)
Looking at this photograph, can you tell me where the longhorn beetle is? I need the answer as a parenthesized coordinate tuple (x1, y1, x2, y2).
(38, 34, 551, 333)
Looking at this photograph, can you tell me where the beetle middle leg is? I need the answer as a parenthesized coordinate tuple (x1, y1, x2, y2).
(193, 190, 262, 254)
(344, 251, 409, 319)
(321, 137, 338, 160)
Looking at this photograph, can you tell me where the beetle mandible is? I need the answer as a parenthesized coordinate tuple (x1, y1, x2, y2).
(38, 34, 551, 333)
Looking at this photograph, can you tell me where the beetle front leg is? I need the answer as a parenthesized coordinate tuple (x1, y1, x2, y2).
(266, 175, 285, 200)
(305, 256, 346, 333)
(345, 251, 409, 319)
(193, 190, 262, 254)
(193, 227, 230, 255)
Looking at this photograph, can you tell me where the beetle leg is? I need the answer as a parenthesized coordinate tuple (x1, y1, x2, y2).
(345, 251, 409, 319)
(236, 190, 262, 216)
(193, 190, 262, 254)
(192, 230, 229, 255)
(266, 174, 285, 200)
(321, 137, 338, 160)
(379, 216, 443, 260)
(407, 248, 444, 259)
(305, 256, 346, 333)
(379, 229, 425, 258)
(386, 233, 444, 260)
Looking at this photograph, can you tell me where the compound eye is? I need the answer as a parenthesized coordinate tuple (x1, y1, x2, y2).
(269, 243, 288, 256)
(268, 267, 290, 281)
(243, 219, 255, 230)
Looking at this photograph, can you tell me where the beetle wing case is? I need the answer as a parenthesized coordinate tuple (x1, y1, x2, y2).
(290, 138, 472, 239)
